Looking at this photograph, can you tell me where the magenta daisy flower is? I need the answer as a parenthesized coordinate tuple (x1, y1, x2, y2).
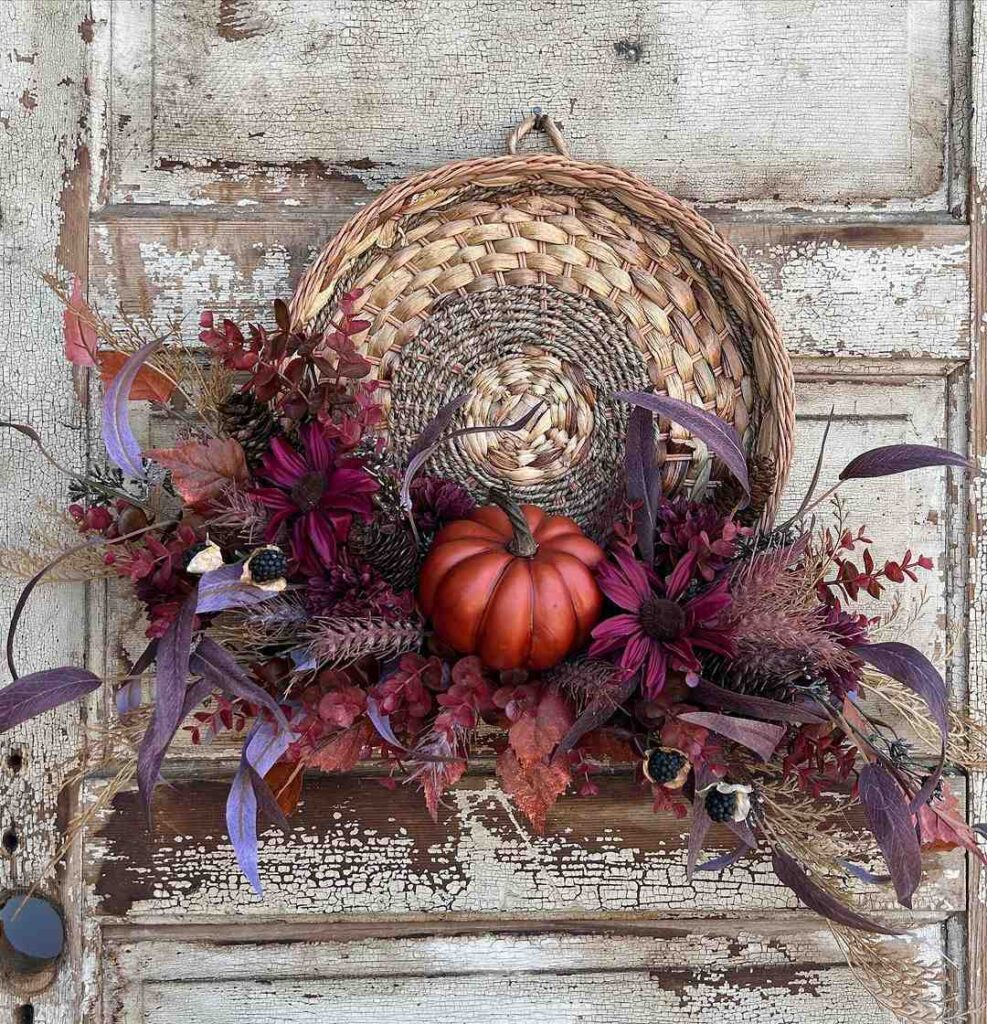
(588, 545, 734, 698)
(251, 422, 378, 576)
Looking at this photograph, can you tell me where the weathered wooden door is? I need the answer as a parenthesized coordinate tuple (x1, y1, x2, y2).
(2, 1, 986, 1020)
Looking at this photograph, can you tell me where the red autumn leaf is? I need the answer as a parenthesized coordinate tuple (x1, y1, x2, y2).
(575, 728, 639, 764)
(917, 786, 980, 855)
(146, 438, 248, 507)
(308, 721, 370, 773)
(496, 748, 571, 834)
(97, 350, 175, 403)
(421, 757, 467, 821)
(264, 760, 303, 817)
(63, 275, 98, 367)
(509, 688, 574, 767)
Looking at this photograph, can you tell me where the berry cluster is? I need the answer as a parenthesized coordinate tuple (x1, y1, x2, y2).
(246, 547, 288, 583)
(704, 787, 739, 823)
(643, 747, 687, 786)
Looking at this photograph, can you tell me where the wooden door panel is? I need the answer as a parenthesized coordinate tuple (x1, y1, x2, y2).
(99, 927, 945, 1024)
(1, 2, 982, 1020)
(106, 0, 953, 208)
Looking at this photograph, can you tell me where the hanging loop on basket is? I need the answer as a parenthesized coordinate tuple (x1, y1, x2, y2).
(506, 113, 571, 158)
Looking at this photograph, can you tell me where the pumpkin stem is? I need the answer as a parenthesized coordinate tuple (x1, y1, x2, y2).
(489, 490, 539, 558)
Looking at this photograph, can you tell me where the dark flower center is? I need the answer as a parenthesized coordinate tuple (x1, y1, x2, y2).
(291, 471, 326, 512)
(638, 597, 686, 642)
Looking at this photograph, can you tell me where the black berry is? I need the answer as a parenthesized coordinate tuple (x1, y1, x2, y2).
(704, 787, 738, 823)
(247, 547, 287, 583)
(181, 541, 209, 570)
(644, 748, 687, 785)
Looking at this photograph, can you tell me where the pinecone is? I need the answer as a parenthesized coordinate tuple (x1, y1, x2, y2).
(350, 518, 422, 593)
(714, 453, 776, 525)
(218, 392, 278, 467)
(703, 647, 821, 700)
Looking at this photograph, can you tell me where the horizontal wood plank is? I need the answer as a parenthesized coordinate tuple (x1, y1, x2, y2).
(106, 0, 953, 209)
(101, 926, 945, 1023)
(84, 773, 966, 921)
(88, 218, 970, 361)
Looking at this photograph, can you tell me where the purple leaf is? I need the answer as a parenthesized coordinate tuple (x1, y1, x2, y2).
(696, 839, 752, 873)
(624, 405, 660, 564)
(195, 562, 281, 614)
(226, 717, 293, 895)
(115, 678, 143, 715)
(615, 391, 749, 503)
(226, 762, 261, 894)
(399, 401, 544, 518)
(909, 754, 945, 815)
(556, 669, 638, 755)
(852, 642, 948, 738)
(179, 675, 214, 720)
(693, 679, 827, 724)
(407, 392, 469, 460)
(115, 639, 158, 715)
(858, 762, 923, 909)
(367, 696, 408, 751)
(247, 765, 291, 832)
(290, 647, 319, 671)
(102, 339, 163, 478)
(0, 667, 101, 733)
(137, 592, 197, 818)
(686, 763, 716, 881)
(838, 858, 891, 886)
(5, 518, 167, 679)
(771, 846, 903, 934)
(191, 637, 291, 733)
(840, 444, 972, 481)
(677, 711, 786, 762)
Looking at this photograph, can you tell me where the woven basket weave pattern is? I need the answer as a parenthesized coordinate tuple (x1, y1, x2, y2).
(292, 124, 794, 524)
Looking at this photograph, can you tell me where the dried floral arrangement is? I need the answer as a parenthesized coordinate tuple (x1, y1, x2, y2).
(1, 278, 982, 1018)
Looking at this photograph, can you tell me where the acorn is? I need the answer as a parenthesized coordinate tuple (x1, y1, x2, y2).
(117, 504, 151, 535)
(703, 782, 753, 823)
(642, 747, 690, 789)
(241, 545, 288, 591)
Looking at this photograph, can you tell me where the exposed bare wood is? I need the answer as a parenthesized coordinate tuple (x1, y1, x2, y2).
(83, 772, 965, 922)
(98, 926, 945, 1023)
(103, 0, 953, 211)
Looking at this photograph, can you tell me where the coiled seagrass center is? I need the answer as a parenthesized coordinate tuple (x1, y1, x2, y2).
(386, 286, 651, 528)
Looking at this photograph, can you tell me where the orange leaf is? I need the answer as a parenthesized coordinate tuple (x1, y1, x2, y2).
(575, 728, 639, 764)
(97, 350, 175, 403)
(509, 688, 574, 767)
(308, 722, 370, 773)
(264, 760, 303, 817)
(146, 438, 248, 507)
(63, 275, 98, 367)
(496, 748, 571, 834)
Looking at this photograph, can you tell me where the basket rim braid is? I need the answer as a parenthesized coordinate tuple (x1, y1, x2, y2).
(290, 116, 795, 526)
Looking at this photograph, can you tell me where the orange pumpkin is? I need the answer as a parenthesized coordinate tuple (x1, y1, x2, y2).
(418, 495, 604, 670)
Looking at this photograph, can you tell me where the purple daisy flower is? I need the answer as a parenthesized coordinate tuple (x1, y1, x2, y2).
(588, 545, 734, 698)
(251, 422, 378, 576)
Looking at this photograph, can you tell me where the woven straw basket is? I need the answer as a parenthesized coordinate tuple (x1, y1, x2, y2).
(290, 115, 795, 531)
